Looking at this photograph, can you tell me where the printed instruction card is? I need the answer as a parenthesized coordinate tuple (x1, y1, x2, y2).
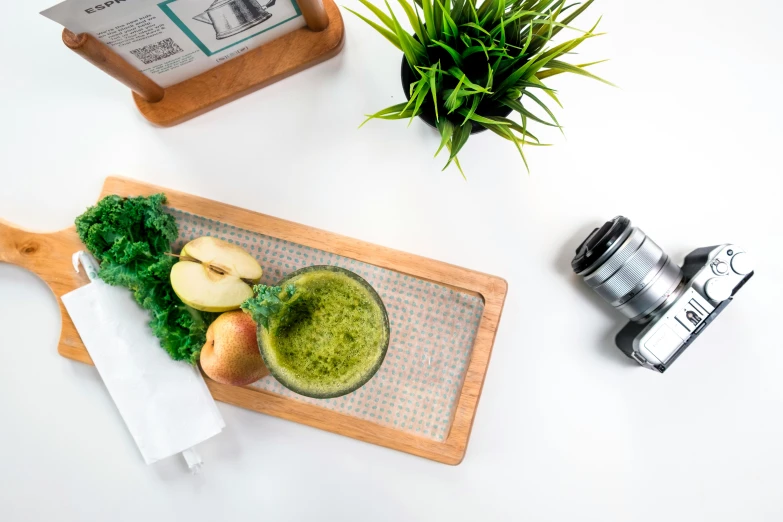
(42, 0, 307, 87)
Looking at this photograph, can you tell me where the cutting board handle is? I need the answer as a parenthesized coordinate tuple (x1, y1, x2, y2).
(0, 218, 87, 286)
(0, 219, 51, 274)
(0, 218, 94, 364)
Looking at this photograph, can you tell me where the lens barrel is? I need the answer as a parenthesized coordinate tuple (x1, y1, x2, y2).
(572, 217, 684, 322)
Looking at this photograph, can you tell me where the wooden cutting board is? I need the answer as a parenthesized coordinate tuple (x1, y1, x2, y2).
(0, 176, 507, 465)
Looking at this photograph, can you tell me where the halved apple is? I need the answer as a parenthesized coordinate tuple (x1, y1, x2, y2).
(170, 237, 263, 312)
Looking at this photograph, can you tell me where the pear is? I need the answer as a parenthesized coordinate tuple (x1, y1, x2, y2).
(170, 237, 262, 312)
(200, 311, 268, 386)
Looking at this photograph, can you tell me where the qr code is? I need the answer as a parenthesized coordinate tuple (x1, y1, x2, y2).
(130, 38, 183, 65)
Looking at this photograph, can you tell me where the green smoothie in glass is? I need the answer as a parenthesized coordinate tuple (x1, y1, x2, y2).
(245, 266, 389, 399)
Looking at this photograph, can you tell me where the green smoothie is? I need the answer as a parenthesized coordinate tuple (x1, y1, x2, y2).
(258, 266, 389, 398)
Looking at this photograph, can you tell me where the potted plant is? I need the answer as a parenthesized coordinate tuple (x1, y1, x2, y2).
(347, 0, 611, 176)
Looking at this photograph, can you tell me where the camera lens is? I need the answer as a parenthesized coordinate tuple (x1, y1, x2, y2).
(572, 216, 684, 322)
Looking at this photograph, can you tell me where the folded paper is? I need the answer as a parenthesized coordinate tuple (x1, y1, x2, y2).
(62, 252, 225, 467)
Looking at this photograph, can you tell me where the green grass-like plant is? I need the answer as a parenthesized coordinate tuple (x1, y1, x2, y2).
(347, 0, 611, 176)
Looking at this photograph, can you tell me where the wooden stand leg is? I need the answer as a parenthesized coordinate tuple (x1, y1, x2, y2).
(298, 0, 330, 31)
(62, 30, 164, 103)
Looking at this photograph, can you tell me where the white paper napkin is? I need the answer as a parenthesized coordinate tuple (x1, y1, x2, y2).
(62, 252, 225, 470)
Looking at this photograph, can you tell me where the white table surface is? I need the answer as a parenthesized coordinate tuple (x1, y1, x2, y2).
(2, 1, 782, 520)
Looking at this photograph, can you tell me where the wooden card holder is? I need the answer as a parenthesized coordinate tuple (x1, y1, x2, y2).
(62, 0, 344, 127)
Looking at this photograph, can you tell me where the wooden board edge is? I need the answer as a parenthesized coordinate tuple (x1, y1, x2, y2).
(55, 341, 465, 464)
(207, 380, 468, 465)
(59, 342, 93, 365)
(100, 176, 503, 297)
(440, 276, 508, 464)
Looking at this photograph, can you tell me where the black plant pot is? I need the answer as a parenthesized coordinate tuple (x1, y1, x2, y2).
(400, 55, 513, 135)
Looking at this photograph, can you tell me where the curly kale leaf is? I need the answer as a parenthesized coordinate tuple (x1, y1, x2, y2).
(241, 284, 296, 329)
(75, 194, 214, 363)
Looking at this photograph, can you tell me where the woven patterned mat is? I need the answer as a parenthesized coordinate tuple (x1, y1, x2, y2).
(170, 208, 484, 441)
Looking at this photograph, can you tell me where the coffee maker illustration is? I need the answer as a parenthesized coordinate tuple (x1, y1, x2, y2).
(193, 0, 277, 40)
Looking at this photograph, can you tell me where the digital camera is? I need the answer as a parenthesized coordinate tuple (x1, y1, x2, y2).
(571, 216, 754, 372)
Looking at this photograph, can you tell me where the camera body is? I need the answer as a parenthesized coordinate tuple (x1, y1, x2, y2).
(572, 217, 754, 373)
(615, 244, 753, 372)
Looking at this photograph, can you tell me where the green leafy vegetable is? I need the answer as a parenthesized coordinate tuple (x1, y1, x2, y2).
(75, 194, 216, 363)
(241, 284, 296, 329)
(349, 0, 612, 175)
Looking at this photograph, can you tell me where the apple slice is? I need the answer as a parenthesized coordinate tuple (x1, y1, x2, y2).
(181, 237, 263, 280)
(170, 237, 263, 312)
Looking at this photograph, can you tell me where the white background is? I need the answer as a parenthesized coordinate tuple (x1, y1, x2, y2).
(2, 1, 782, 521)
